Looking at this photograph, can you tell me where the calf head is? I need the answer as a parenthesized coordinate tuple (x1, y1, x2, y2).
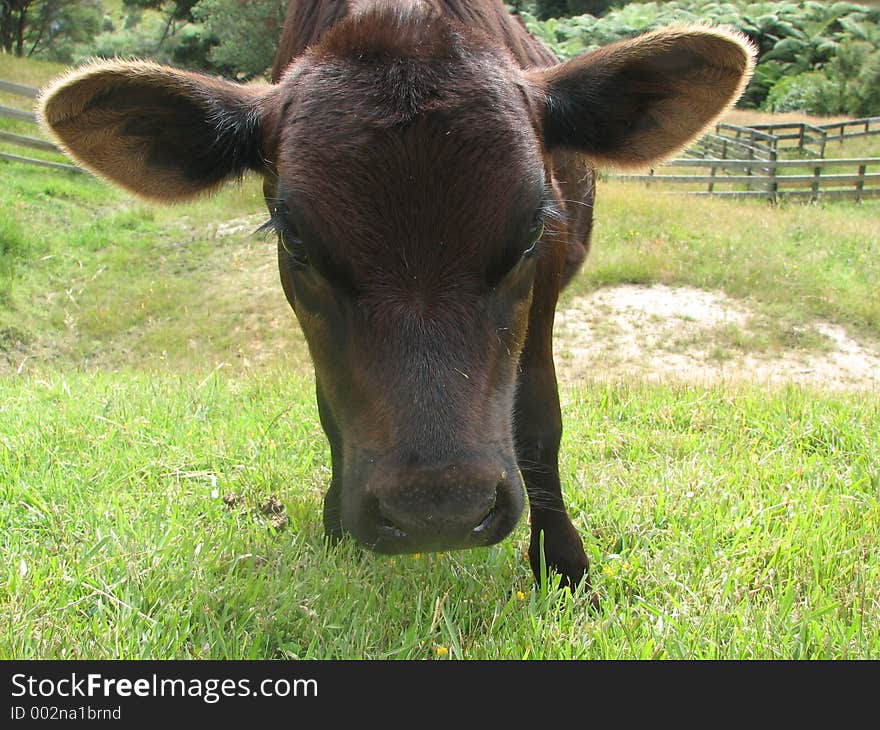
(40, 8, 754, 561)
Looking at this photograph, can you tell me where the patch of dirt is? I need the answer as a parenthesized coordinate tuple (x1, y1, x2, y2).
(554, 285, 880, 391)
(222, 493, 246, 509)
(222, 491, 289, 531)
(258, 495, 289, 531)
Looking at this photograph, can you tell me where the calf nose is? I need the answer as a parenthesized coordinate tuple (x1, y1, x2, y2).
(370, 462, 515, 549)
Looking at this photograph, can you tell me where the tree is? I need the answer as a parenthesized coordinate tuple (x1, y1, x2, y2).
(122, 0, 198, 49)
(535, 0, 568, 20)
(190, 0, 286, 78)
(566, 1, 618, 16)
(1, 0, 100, 57)
(123, 0, 198, 20)
(2, 0, 38, 55)
(530, 0, 621, 19)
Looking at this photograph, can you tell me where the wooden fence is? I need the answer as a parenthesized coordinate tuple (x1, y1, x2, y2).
(0, 78, 82, 173)
(687, 132, 775, 162)
(614, 157, 880, 201)
(707, 116, 880, 159)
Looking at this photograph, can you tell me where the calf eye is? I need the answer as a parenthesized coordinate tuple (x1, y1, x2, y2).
(522, 218, 544, 259)
(280, 229, 310, 270)
(259, 214, 309, 270)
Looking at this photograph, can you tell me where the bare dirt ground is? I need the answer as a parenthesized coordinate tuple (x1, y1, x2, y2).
(554, 284, 880, 391)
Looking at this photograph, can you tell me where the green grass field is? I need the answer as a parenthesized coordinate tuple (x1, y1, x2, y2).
(1, 56, 879, 659)
(3, 372, 878, 659)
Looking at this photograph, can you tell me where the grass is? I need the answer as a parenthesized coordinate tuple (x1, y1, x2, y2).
(1, 53, 879, 659)
(0, 163, 307, 373)
(666, 315, 833, 361)
(2, 372, 878, 659)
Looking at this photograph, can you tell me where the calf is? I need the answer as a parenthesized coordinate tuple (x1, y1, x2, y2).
(39, 0, 754, 591)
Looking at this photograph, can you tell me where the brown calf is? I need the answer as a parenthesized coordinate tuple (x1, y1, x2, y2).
(39, 0, 754, 592)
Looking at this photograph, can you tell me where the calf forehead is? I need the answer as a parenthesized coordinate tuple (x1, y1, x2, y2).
(284, 114, 541, 270)
(271, 32, 545, 284)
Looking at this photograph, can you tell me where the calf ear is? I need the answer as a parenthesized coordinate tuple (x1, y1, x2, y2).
(38, 61, 271, 202)
(528, 26, 756, 168)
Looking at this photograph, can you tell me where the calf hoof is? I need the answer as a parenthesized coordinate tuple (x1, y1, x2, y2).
(529, 521, 598, 606)
(323, 522, 344, 545)
(323, 507, 344, 545)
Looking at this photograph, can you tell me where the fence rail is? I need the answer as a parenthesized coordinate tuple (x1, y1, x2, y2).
(0, 79, 39, 98)
(0, 103, 37, 123)
(0, 129, 57, 151)
(613, 157, 880, 201)
(819, 116, 880, 141)
(0, 78, 83, 173)
(0, 151, 81, 173)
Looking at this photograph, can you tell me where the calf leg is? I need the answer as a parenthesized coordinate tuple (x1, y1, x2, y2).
(516, 342, 591, 593)
(515, 211, 591, 592)
(316, 380, 344, 541)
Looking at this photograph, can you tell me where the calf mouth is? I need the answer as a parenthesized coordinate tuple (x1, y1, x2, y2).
(346, 476, 525, 555)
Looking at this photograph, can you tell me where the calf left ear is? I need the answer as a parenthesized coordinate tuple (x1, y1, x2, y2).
(528, 26, 756, 168)
(39, 60, 272, 202)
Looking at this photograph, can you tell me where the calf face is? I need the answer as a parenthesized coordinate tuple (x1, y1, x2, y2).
(266, 16, 553, 552)
(39, 6, 754, 587)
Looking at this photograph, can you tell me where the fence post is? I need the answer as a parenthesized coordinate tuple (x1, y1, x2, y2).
(767, 150, 778, 202)
(811, 165, 821, 202)
(856, 164, 866, 203)
(708, 164, 717, 193)
(798, 124, 805, 153)
(745, 147, 754, 192)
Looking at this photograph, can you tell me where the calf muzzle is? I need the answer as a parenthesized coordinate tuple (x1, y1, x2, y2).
(358, 460, 524, 553)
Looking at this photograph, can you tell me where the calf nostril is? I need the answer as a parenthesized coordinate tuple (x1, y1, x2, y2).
(472, 506, 496, 535)
(379, 510, 408, 539)
(472, 481, 503, 535)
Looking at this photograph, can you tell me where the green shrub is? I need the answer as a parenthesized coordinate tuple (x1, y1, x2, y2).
(850, 50, 880, 116)
(520, 1, 880, 112)
(764, 72, 844, 115)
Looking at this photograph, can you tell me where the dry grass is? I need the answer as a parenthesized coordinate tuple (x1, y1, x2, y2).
(722, 109, 855, 128)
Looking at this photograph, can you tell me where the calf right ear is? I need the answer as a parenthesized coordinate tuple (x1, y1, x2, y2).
(39, 60, 273, 202)
(528, 26, 756, 168)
